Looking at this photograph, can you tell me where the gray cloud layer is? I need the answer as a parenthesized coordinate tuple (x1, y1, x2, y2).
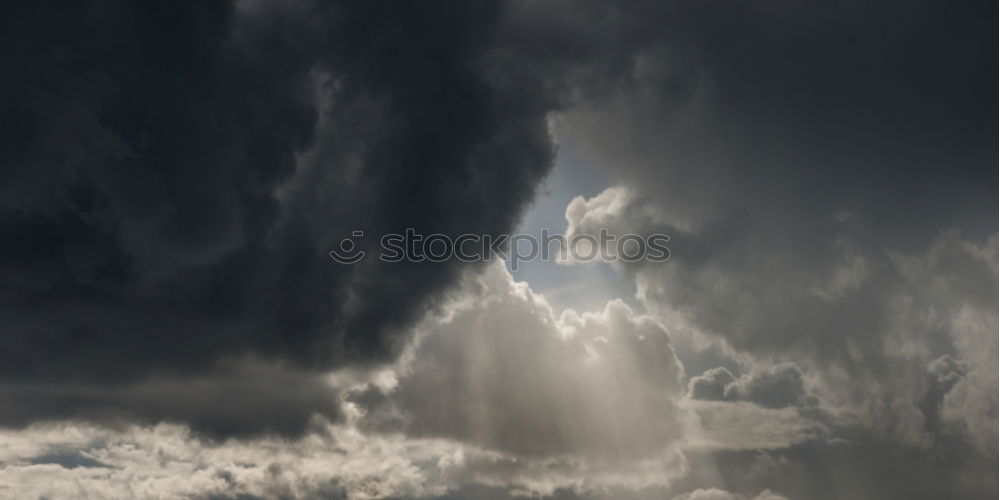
(549, 1, 996, 495)
(0, 0, 995, 498)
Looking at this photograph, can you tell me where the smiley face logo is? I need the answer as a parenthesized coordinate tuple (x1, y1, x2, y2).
(329, 231, 366, 264)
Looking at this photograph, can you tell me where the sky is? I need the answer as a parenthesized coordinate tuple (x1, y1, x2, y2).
(0, 1, 996, 499)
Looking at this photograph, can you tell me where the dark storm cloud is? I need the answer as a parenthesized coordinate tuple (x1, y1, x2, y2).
(0, 0, 535, 373)
(0, 364, 342, 440)
(568, 0, 996, 240)
(0, 0, 647, 435)
(1, 0, 709, 437)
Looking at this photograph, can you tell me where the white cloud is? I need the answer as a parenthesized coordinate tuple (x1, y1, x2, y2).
(381, 261, 686, 460)
(671, 488, 789, 500)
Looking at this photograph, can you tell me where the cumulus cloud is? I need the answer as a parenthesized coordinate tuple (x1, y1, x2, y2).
(687, 367, 737, 402)
(355, 261, 686, 460)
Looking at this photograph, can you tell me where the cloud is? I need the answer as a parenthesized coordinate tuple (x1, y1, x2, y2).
(356, 261, 686, 460)
(0, 362, 342, 440)
(0, 0, 994, 498)
(563, 183, 997, 452)
(0, 259, 990, 499)
(681, 400, 823, 452)
(1, 0, 650, 435)
(546, 0, 997, 464)
(0, 0, 737, 439)
(0, 415, 689, 499)
(550, 1, 995, 457)
(688, 363, 811, 410)
(687, 367, 737, 402)
(671, 489, 788, 500)
(0, 422, 440, 499)
(557, 1, 994, 240)
(672, 489, 743, 500)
